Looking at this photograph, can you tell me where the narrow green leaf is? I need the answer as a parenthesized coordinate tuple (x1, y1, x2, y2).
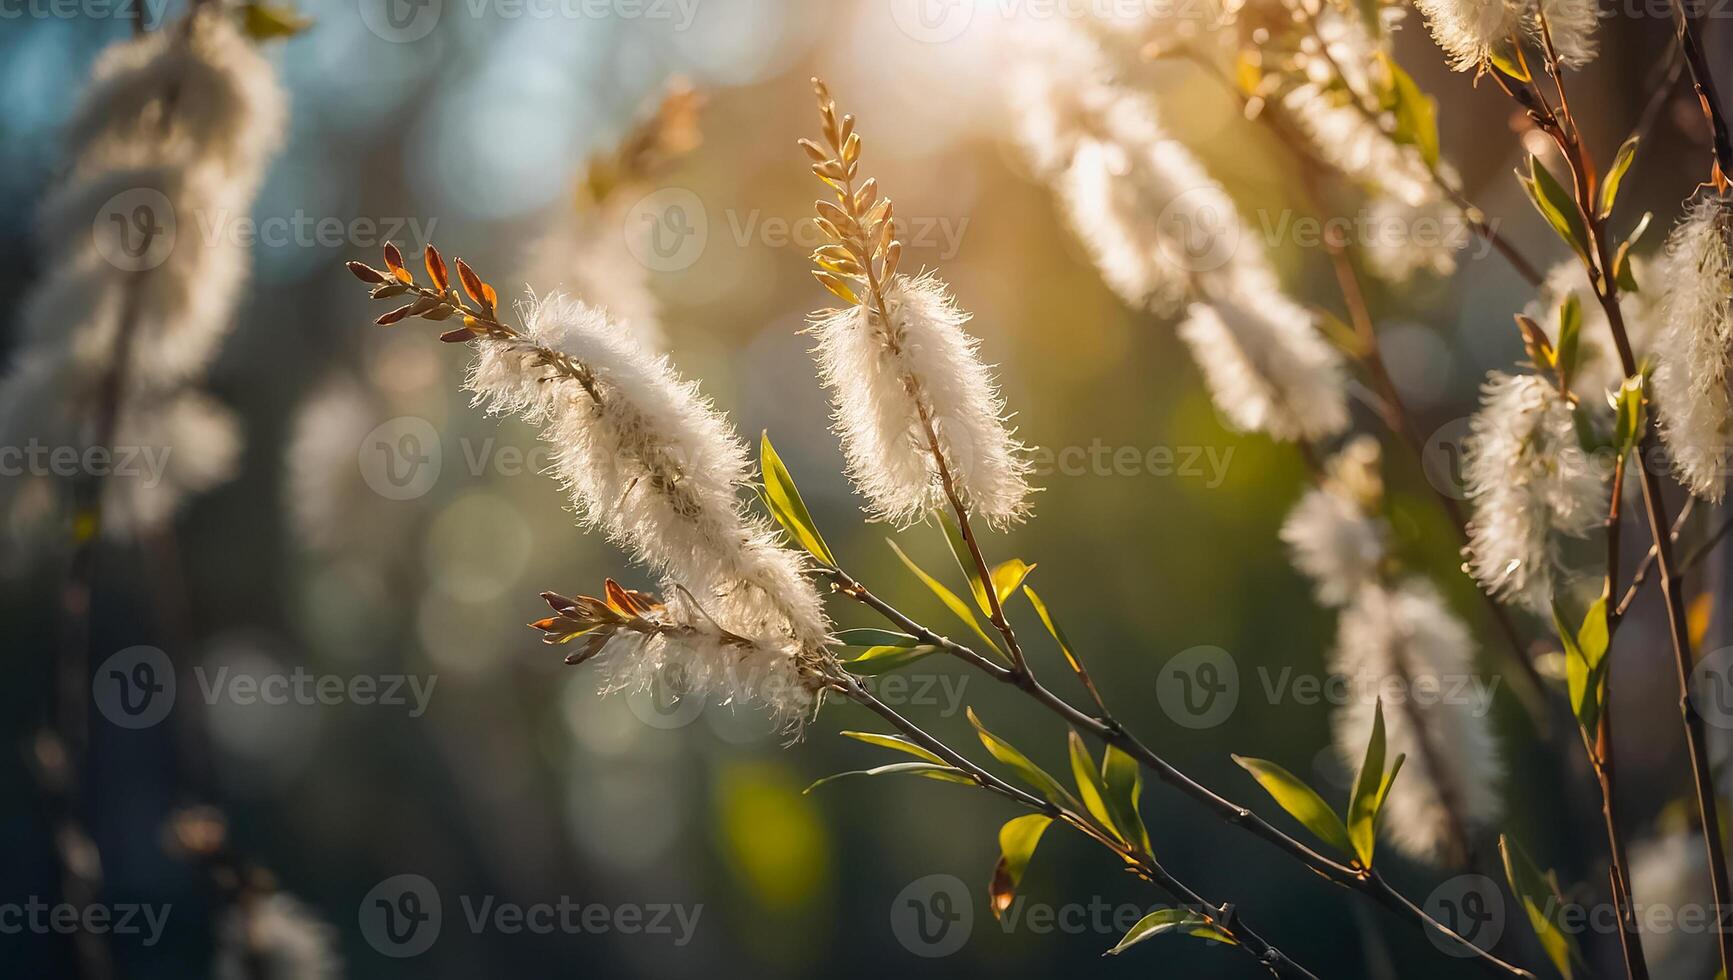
(886, 539, 1005, 658)
(1488, 46, 1531, 83)
(1233, 755, 1353, 856)
(1520, 157, 1590, 259)
(991, 559, 1036, 606)
(1105, 908, 1234, 955)
(966, 708, 1074, 807)
(1381, 53, 1440, 168)
(1346, 700, 1387, 867)
(759, 431, 836, 566)
(839, 731, 946, 764)
(1024, 586, 1091, 683)
(804, 761, 974, 794)
(1614, 211, 1653, 293)
(1554, 599, 1610, 734)
(835, 628, 921, 648)
(935, 508, 993, 615)
(242, 1, 313, 39)
(1555, 294, 1582, 386)
(1599, 135, 1639, 219)
(1611, 377, 1646, 457)
(1068, 732, 1122, 841)
(1102, 744, 1154, 855)
(1500, 835, 1577, 980)
(990, 814, 1052, 920)
(1374, 753, 1406, 820)
(839, 643, 938, 675)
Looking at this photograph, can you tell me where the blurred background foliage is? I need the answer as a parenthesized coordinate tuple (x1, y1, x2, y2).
(0, 0, 1724, 976)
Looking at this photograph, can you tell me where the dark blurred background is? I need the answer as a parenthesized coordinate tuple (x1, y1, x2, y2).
(1, 1, 1728, 977)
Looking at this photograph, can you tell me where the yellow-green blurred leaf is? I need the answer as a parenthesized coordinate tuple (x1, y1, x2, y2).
(760, 431, 836, 566)
(887, 539, 1004, 658)
(241, 1, 312, 39)
(989, 814, 1052, 920)
(1233, 755, 1353, 856)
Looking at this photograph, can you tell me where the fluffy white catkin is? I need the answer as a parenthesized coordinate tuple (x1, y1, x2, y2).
(1412, 0, 1598, 71)
(1281, 437, 1387, 606)
(1010, 23, 1269, 313)
(808, 273, 1033, 527)
(0, 13, 284, 539)
(1652, 197, 1733, 500)
(467, 294, 831, 721)
(1463, 372, 1606, 612)
(1331, 579, 1504, 863)
(1526, 256, 1661, 402)
(1175, 277, 1351, 443)
(213, 893, 341, 980)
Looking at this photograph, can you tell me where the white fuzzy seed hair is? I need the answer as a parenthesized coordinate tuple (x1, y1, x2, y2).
(1010, 22, 1270, 313)
(1331, 579, 1504, 864)
(1534, 0, 1601, 69)
(1463, 372, 1606, 612)
(1411, 0, 1526, 71)
(808, 272, 1033, 527)
(1281, 437, 1388, 606)
(1175, 273, 1351, 443)
(0, 13, 283, 539)
(466, 294, 831, 723)
(1652, 197, 1733, 500)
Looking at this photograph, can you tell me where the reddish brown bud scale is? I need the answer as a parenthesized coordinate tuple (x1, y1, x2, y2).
(346, 261, 386, 284)
(424, 243, 450, 291)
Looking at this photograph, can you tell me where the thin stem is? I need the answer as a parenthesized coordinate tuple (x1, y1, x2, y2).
(1665, 0, 1733, 191)
(830, 568, 1535, 978)
(827, 673, 1318, 979)
(1490, 29, 1726, 975)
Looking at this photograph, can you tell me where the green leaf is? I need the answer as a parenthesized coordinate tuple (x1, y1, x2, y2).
(1555, 294, 1582, 386)
(1555, 598, 1610, 734)
(1375, 753, 1406, 820)
(1612, 377, 1646, 457)
(1102, 744, 1154, 855)
(835, 629, 937, 675)
(759, 432, 836, 566)
(1500, 835, 1577, 980)
(1614, 211, 1653, 292)
(1488, 45, 1531, 83)
(804, 761, 974, 794)
(1380, 53, 1440, 168)
(966, 708, 1074, 807)
(1599, 135, 1639, 219)
(1519, 157, 1590, 259)
(936, 508, 994, 615)
(886, 539, 1005, 658)
(989, 814, 1052, 920)
(241, 1, 312, 39)
(1024, 586, 1092, 685)
(1105, 908, 1235, 955)
(839, 731, 945, 764)
(1232, 756, 1353, 856)
(991, 559, 1036, 606)
(1068, 732, 1121, 840)
(1346, 699, 1388, 867)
